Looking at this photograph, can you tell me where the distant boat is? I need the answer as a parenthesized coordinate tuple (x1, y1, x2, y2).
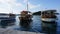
(0, 13, 16, 26)
(0, 13, 16, 22)
(41, 10, 58, 22)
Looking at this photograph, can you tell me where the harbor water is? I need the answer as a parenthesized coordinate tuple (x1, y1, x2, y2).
(0, 15, 60, 34)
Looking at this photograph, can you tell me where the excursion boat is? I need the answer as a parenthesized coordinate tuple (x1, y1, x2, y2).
(19, 11, 32, 23)
(0, 13, 16, 25)
(41, 10, 57, 22)
(0, 13, 16, 22)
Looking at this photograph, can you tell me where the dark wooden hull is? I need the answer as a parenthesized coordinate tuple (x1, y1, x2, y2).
(19, 17, 32, 26)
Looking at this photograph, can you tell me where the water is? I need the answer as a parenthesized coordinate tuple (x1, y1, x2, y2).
(0, 15, 60, 34)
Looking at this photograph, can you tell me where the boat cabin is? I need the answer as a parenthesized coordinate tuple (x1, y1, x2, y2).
(41, 10, 57, 18)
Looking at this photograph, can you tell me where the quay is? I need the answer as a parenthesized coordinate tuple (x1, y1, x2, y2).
(0, 28, 45, 34)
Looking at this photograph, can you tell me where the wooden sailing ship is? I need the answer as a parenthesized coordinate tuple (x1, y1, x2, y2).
(19, 0, 32, 24)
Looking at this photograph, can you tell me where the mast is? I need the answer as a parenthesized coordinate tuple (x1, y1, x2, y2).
(27, 0, 28, 11)
(26, 0, 31, 13)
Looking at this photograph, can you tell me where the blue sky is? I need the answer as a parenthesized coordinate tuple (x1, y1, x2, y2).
(0, 0, 60, 14)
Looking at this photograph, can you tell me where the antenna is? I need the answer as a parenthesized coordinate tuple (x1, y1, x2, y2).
(11, 6, 13, 14)
(10, 7, 12, 13)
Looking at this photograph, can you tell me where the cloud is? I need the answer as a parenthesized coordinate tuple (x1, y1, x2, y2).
(0, 0, 5, 3)
(23, 0, 28, 3)
(28, 2, 41, 9)
(23, 0, 41, 9)
(0, 0, 23, 14)
(15, 3, 22, 7)
(0, 0, 41, 14)
(0, 8, 9, 13)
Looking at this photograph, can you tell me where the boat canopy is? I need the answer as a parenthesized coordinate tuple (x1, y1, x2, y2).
(41, 10, 57, 14)
(41, 10, 56, 12)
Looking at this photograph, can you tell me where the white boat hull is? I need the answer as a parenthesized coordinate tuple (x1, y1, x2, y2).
(41, 18, 56, 22)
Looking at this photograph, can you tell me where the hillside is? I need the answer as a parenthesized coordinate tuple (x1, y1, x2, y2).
(32, 11, 41, 15)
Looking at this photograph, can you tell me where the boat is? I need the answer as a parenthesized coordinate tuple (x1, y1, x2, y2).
(8, 13, 16, 22)
(41, 10, 57, 22)
(19, 11, 32, 22)
(0, 13, 16, 26)
(19, 0, 32, 24)
(19, 11, 32, 26)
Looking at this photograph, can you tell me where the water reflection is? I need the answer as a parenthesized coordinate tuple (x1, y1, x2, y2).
(20, 20, 31, 26)
(0, 20, 15, 28)
(41, 21, 57, 34)
(19, 20, 32, 31)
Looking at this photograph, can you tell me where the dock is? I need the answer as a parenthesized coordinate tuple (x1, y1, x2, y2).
(0, 28, 45, 34)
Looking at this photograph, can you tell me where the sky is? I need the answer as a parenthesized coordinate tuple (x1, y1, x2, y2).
(0, 0, 60, 14)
